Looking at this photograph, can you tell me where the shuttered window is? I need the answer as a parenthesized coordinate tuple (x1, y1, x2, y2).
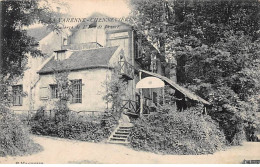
(71, 79, 82, 103)
(12, 85, 23, 106)
(39, 86, 49, 100)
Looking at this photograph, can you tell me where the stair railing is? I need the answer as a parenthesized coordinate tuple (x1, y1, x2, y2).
(118, 61, 134, 79)
(121, 100, 140, 115)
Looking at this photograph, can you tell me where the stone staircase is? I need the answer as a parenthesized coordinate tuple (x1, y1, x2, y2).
(107, 124, 133, 145)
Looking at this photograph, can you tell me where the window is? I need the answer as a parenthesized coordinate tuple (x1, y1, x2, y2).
(71, 79, 82, 103)
(12, 85, 23, 106)
(50, 84, 58, 99)
(153, 92, 157, 106)
(63, 38, 68, 45)
(57, 52, 65, 60)
(135, 40, 142, 59)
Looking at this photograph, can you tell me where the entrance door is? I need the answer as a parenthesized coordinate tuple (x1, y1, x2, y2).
(135, 94, 140, 114)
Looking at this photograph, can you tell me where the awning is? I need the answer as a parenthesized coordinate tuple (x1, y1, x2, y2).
(139, 70, 211, 105)
(136, 77, 165, 88)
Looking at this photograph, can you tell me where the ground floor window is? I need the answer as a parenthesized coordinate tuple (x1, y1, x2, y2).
(12, 85, 23, 106)
(50, 84, 58, 99)
(71, 79, 82, 103)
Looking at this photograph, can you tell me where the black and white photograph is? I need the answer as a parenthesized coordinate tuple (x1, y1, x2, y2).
(0, 0, 260, 164)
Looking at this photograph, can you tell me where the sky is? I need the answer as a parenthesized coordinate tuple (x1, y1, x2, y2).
(60, 0, 131, 18)
(29, 0, 131, 29)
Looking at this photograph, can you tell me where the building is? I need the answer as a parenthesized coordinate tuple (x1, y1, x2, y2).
(11, 13, 210, 116)
(11, 26, 68, 112)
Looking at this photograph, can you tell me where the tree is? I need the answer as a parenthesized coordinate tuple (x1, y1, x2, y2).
(0, 0, 65, 107)
(129, 0, 260, 144)
(0, 0, 63, 77)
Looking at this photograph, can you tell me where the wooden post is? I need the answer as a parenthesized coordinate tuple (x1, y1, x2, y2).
(139, 71, 143, 116)
(162, 87, 165, 105)
(157, 89, 159, 106)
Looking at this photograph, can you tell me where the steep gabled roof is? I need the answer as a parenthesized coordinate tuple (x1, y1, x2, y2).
(27, 26, 53, 42)
(38, 46, 119, 74)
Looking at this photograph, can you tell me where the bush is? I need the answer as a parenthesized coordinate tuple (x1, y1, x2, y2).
(0, 110, 42, 157)
(30, 108, 121, 142)
(29, 70, 122, 142)
(209, 111, 246, 145)
(129, 106, 226, 155)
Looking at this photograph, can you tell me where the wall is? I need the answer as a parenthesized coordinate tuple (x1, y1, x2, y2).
(69, 28, 106, 46)
(106, 30, 132, 63)
(11, 31, 64, 112)
(34, 68, 112, 112)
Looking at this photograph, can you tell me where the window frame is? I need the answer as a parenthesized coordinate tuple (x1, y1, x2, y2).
(50, 84, 58, 99)
(70, 79, 82, 104)
(12, 85, 23, 106)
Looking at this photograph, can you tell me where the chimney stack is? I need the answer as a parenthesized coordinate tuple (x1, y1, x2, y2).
(56, 7, 61, 13)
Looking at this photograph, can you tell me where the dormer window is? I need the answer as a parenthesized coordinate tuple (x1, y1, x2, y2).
(57, 52, 65, 61)
(54, 50, 67, 61)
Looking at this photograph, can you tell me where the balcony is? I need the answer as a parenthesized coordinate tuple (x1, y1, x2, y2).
(121, 100, 150, 118)
(118, 61, 134, 80)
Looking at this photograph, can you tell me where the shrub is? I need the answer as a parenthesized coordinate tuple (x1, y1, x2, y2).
(103, 69, 128, 111)
(0, 109, 42, 157)
(30, 109, 121, 142)
(129, 106, 226, 155)
(210, 111, 246, 145)
(30, 69, 123, 142)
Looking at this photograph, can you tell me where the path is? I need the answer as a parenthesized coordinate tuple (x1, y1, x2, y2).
(1, 135, 260, 164)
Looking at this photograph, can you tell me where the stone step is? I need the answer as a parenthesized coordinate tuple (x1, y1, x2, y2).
(119, 126, 132, 129)
(117, 129, 131, 133)
(108, 140, 130, 145)
(110, 138, 126, 142)
(107, 124, 133, 145)
(115, 132, 130, 135)
(113, 134, 128, 138)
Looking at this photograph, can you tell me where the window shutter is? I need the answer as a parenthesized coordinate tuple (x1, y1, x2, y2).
(39, 86, 49, 100)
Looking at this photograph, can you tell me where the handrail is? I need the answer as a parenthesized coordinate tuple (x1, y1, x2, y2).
(120, 99, 140, 114)
(118, 61, 134, 78)
(118, 60, 134, 68)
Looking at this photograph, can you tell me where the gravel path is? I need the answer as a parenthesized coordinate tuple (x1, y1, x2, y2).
(1, 135, 260, 164)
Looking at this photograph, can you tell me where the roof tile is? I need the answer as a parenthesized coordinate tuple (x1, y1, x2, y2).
(38, 46, 119, 74)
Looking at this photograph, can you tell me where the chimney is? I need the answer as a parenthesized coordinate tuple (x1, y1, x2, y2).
(56, 7, 61, 13)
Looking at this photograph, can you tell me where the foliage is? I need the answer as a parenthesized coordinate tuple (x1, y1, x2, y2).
(0, 0, 64, 78)
(29, 69, 122, 142)
(209, 111, 246, 145)
(0, 0, 67, 107)
(244, 122, 259, 142)
(29, 69, 124, 142)
(129, 106, 226, 155)
(52, 71, 73, 123)
(0, 0, 65, 157)
(129, 0, 260, 144)
(30, 108, 121, 143)
(0, 108, 42, 157)
(103, 69, 128, 111)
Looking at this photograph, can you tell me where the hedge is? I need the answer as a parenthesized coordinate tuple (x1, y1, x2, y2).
(0, 110, 42, 157)
(30, 109, 121, 142)
(129, 106, 226, 155)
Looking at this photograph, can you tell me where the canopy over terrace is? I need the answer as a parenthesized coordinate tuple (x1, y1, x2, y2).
(139, 70, 210, 106)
